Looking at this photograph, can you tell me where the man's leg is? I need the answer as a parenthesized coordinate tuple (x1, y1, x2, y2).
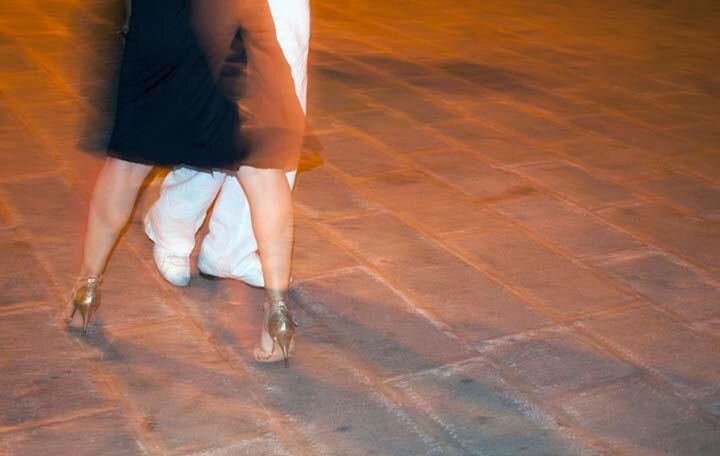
(197, 0, 309, 286)
(267, 0, 310, 113)
(145, 167, 225, 286)
(143, 3, 242, 287)
(146, 0, 309, 287)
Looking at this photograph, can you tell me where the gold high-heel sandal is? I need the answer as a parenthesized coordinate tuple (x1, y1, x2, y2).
(254, 300, 297, 368)
(68, 277, 101, 335)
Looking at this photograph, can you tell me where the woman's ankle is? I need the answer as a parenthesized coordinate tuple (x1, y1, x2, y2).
(265, 288, 288, 303)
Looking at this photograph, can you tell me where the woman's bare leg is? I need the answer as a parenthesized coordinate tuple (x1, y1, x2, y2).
(80, 157, 153, 278)
(235, 165, 295, 361)
(235, 166, 294, 294)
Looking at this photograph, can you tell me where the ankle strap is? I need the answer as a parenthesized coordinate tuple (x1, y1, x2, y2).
(78, 276, 102, 286)
(266, 288, 288, 303)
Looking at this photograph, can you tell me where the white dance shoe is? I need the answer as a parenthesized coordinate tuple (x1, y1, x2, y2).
(152, 246, 191, 287)
(197, 251, 265, 288)
(145, 217, 191, 287)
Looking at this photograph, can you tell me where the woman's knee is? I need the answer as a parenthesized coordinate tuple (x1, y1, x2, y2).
(104, 158, 152, 182)
(237, 166, 287, 189)
(91, 158, 151, 226)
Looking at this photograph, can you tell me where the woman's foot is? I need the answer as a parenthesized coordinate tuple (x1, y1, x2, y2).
(254, 299, 297, 367)
(67, 277, 102, 335)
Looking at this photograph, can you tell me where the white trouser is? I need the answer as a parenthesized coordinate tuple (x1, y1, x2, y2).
(145, 0, 309, 274)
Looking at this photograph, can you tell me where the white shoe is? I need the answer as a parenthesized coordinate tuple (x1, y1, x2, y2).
(197, 252, 265, 288)
(152, 246, 191, 287)
(145, 216, 191, 287)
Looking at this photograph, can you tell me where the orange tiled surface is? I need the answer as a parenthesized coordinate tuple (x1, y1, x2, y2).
(1, 1, 720, 454)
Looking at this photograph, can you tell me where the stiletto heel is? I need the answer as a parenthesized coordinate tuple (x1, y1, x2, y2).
(254, 299, 297, 367)
(276, 331, 293, 368)
(68, 277, 101, 335)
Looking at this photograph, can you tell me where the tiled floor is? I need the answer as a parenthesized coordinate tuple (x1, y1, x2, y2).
(1, 1, 719, 454)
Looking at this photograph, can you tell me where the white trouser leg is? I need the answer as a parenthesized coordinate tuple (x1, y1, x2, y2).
(145, 167, 225, 257)
(198, 0, 309, 274)
(268, 0, 310, 113)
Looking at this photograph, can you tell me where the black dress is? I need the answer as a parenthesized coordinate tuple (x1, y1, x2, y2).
(107, 0, 305, 171)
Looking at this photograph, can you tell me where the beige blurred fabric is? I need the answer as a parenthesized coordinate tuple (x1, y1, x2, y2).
(192, 0, 306, 171)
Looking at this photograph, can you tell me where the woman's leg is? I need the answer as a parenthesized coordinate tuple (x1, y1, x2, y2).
(81, 157, 153, 278)
(235, 165, 296, 364)
(70, 157, 152, 334)
(235, 166, 294, 295)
